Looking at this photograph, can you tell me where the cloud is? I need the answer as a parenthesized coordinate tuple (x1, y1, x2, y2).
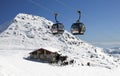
(91, 41, 120, 48)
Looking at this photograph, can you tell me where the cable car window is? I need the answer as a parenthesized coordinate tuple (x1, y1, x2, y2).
(58, 23, 64, 29)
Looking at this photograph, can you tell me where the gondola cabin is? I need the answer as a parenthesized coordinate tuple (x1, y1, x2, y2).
(51, 13, 64, 35)
(52, 23, 64, 34)
(71, 10, 86, 35)
(71, 22, 86, 35)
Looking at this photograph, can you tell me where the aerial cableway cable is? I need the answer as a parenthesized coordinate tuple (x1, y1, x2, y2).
(55, 0, 76, 11)
(27, 0, 71, 22)
(28, 0, 53, 13)
(27, 0, 74, 35)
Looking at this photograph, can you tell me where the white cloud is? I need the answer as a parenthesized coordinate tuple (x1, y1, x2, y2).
(91, 41, 120, 48)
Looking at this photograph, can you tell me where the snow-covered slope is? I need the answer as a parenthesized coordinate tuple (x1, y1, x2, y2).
(0, 13, 119, 71)
(1, 50, 120, 76)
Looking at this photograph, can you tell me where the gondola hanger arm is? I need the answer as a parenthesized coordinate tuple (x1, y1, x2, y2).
(54, 13, 59, 23)
(76, 10, 81, 23)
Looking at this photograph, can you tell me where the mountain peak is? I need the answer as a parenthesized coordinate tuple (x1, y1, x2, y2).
(14, 13, 41, 21)
(14, 13, 53, 26)
(0, 13, 53, 38)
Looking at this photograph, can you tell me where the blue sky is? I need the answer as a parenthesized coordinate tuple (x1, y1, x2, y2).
(0, 0, 120, 48)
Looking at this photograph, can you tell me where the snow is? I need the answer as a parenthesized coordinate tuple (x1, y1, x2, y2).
(0, 50, 120, 76)
(0, 49, 120, 76)
(41, 47, 60, 52)
(0, 13, 120, 76)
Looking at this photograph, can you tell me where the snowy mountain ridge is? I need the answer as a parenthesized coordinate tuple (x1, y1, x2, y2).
(104, 47, 120, 58)
(0, 13, 119, 69)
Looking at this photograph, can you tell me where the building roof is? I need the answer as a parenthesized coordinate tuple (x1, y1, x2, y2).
(29, 47, 60, 54)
